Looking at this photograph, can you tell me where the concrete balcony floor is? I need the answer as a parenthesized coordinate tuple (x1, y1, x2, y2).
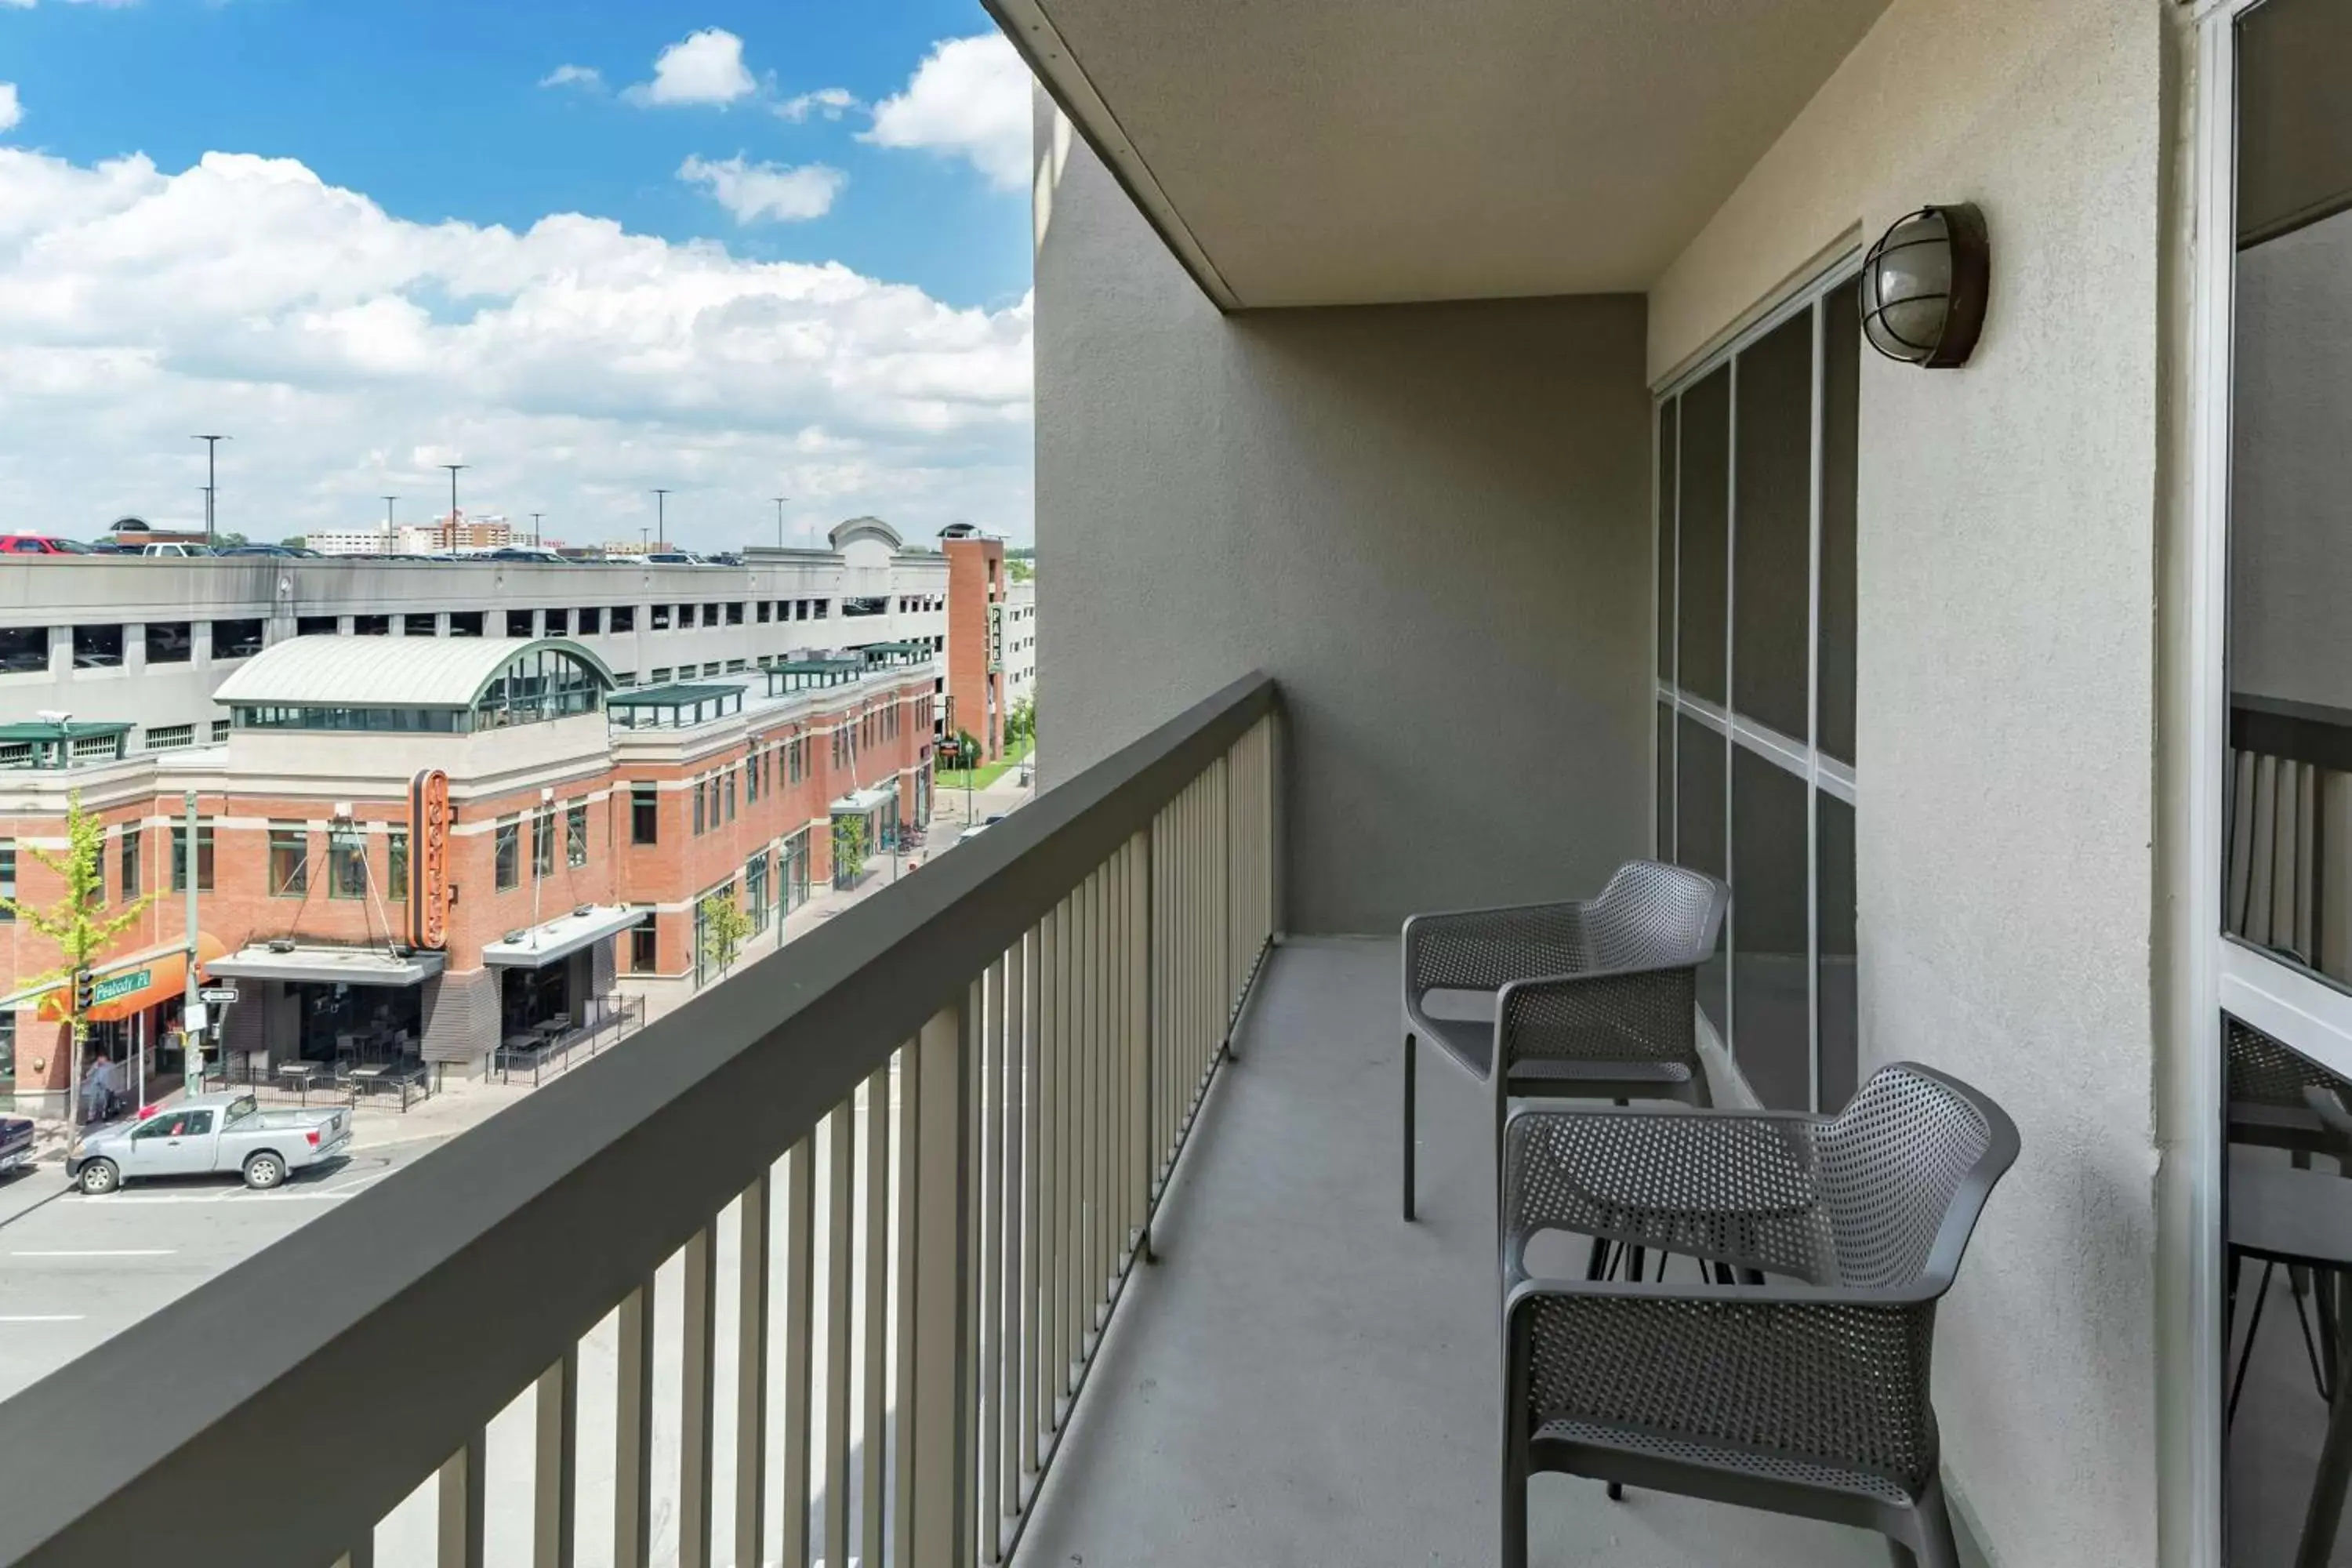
(1017, 937, 1896, 1568)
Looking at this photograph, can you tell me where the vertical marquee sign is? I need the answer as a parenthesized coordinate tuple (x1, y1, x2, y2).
(408, 768, 451, 950)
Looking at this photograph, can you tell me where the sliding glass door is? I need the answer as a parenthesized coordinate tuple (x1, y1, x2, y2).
(1654, 267, 1860, 1113)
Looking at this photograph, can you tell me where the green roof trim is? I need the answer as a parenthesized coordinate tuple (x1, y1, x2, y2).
(0, 721, 135, 742)
(605, 684, 744, 707)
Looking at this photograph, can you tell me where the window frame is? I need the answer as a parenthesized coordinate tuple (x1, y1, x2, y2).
(267, 822, 309, 898)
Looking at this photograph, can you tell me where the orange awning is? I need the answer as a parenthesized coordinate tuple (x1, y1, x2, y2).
(34, 933, 227, 1024)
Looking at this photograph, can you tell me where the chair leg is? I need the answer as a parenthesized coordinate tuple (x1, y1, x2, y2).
(1402, 1032, 1417, 1223)
(1903, 1472, 1962, 1568)
(1501, 1320, 1530, 1568)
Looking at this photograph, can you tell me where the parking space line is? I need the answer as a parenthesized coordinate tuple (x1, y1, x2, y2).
(9, 1247, 176, 1258)
(0, 1315, 86, 1323)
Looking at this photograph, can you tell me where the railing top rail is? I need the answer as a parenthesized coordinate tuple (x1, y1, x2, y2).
(0, 670, 1275, 1568)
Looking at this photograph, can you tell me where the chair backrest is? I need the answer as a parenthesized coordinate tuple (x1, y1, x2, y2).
(1584, 860, 1729, 971)
(1814, 1062, 2020, 1293)
(2229, 1016, 2347, 1108)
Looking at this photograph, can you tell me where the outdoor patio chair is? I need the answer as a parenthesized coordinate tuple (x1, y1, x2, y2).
(1499, 1062, 2020, 1568)
(1399, 859, 1727, 1221)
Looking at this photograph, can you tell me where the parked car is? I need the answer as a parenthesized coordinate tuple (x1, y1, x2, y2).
(218, 543, 313, 558)
(67, 1092, 352, 1193)
(0, 1115, 33, 1178)
(488, 546, 571, 564)
(139, 542, 215, 558)
(644, 551, 702, 564)
(0, 535, 93, 554)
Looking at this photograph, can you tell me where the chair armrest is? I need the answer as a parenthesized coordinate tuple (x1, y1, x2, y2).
(1403, 900, 1595, 995)
(1502, 1276, 1939, 1487)
(1504, 1105, 1827, 1279)
(1495, 964, 1701, 1072)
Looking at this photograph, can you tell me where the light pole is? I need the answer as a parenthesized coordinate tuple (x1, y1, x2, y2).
(380, 495, 397, 553)
(440, 463, 469, 551)
(192, 435, 229, 548)
(531, 512, 544, 547)
(652, 488, 671, 550)
(639, 525, 651, 554)
(773, 495, 789, 550)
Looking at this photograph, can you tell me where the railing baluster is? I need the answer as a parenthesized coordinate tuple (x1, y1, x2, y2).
(824, 1102, 855, 1568)
(1059, 888, 1080, 1398)
(980, 954, 1006, 1562)
(782, 1138, 815, 1566)
(999, 941, 1022, 1534)
(735, 1172, 769, 1568)
(1038, 901, 1062, 1441)
(1022, 919, 1044, 1472)
(615, 1278, 655, 1568)
(533, 1350, 577, 1568)
(908, 1003, 971, 1565)
(437, 1428, 485, 1568)
(892, 1039, 921, 1566)
(862, 1061, 891, 1568)
(681, 1224, 717, 1568)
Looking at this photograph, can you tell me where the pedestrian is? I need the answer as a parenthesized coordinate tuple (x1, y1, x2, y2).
(81, 1050, 114, 1123)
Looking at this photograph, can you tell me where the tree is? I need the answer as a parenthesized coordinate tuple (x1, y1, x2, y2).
(833, 815, 869, 884)
(216, 532, 249, 550)
(1007, 557, 1034, 583)
(0, 793, 152, 1124)
(698, 887, 753, 982)
(1007, 698, 1036, 747)
(280, 535, 308, 549)
(953, 728, 982, 773)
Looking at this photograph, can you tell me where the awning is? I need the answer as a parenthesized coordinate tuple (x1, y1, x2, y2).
(829, 782, 899, 815)
(206, 944, 446, 988)
(481, 906, 642, 968)
(18, 933, 227, 1022)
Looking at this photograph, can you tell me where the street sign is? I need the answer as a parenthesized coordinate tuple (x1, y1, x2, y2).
(184, 1002, 208, 1033)
(198, 986, 238, 1005)
(91, 967, 151, 1006)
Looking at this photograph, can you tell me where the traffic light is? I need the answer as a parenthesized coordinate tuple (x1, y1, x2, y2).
(71, 969, 93, 1013)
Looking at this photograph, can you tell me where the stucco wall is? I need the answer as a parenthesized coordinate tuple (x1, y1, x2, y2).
(1033, 104, 1653, 934)
(1653, 0, 2166, 1562)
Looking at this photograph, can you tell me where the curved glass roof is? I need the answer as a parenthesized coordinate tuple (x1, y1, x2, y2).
(214, 635, 615, 710)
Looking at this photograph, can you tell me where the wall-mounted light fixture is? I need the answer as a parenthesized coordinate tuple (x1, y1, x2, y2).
(1860, 203, 1989, 368)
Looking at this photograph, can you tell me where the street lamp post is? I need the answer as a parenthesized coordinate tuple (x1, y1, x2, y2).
(531, 512, 544, 547)
(440, 463, 469, 552)
(380, 495, 397, 553)
(773, 495, 789, 550)
(652, 489, 671, 550)
(192, 435, 229, 549)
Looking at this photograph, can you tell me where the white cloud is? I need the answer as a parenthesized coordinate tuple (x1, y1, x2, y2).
(775, 86, 858, 123)
(624, 27, 756, 107)
(0, 85, 20, 134)
(677, 154, 845, 224)
(865, 34, 1033, 191)
(0, 147, 1033, 546)
(538, 64, 604, 93)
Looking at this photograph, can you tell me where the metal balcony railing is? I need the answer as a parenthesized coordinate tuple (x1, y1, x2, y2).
(0, 672, 1279, 1568)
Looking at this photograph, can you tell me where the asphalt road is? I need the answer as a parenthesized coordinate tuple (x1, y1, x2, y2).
(0, 1131, 459, 1406)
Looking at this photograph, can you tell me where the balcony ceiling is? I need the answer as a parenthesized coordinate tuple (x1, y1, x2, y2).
(1004, 0, 1889, 308)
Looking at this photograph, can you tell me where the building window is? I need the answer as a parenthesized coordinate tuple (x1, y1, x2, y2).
(211, 719, 231, 745)
(746, 851, 770, 932)
(144, 622, 192, 664)
(693, 779, 706, 836)
(628, 911, 657, 974)
(757, 601, 773, 622)
(296, 615, 339, 637)
(506, 610, 534, 637)
(612, 605, 636, 633)
(781, 828, 810, 916)
(746, 747, 760, 804)
(403, 612, 438, 637)
(726, 601, 745, 626)
(328, 829, 368, 900)
(702, 603, 720, 627)
(814, 600, 828, 619)
(0, 627, 49, 673)
(543, 608, 569, 636)
(631, 784, 658, 844)
(725, 658, 747, 673)
(449, 612, 484, 637)
(566, 804, 589, 867)
(495, 818, 521, 891)
(577, 607, 601, 636)
(144, 724, 194, 753)
(268, 823, 309, 898)
(650, 666, 673, 684)
(725, 770, 737, 822)
(388, 828, 409, 902)
(172, 824, 215, 892)
(73, 625, 124, 668)
(703, 661, 723, 677)
(118, 828, 140, 902)
(532, 809, 556, 880)
(652, 604, 673, 631)
(0, 843, 14, 921)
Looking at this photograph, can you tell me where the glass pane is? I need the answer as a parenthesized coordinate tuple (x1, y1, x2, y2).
(1820, 278, 1860, 765)
(1677, 366, 1730, 706)
(1657, 397, 1678, 681)
(1655, 702, 1674, 861)
(1733, 310, 1814, 741)
(1732, 747, 1811, 1110)
(1817, 790, 1858, 1112)
(1675, 714, 1726, 1033)
(2229, 0, 2352, 990)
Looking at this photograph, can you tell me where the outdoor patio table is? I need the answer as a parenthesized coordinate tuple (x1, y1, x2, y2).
(276, 1062, 322, 1105)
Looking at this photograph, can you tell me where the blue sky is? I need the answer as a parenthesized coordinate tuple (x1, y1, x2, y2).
(0, 1, 1036, 548)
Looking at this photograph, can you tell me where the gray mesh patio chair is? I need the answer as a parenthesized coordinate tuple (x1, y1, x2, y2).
(1399, 860, 1727, 1221)
(1499, 1062, 2020, 1568)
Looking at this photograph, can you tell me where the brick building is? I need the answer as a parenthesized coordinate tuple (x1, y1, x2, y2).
(940, 524, 1007, 761)
(0, 635, 934, 1116)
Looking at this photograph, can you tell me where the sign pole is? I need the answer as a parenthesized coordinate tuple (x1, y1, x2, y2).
(183, 790, 201, 1090)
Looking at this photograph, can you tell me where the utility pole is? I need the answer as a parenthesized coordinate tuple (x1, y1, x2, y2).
(192, 435, 229, 548)
(531, 512, 544, 547)
(640, 525, 651, 554)
(652, 489, 671, 550)
(182, 790, 202, 1089)
(440, 463, 469, 552)
(774, 495, 789, 550)
(380, 495, 397, 554)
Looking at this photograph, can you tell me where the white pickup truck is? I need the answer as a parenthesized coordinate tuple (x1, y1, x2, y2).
(67, 1091, 352, 1194)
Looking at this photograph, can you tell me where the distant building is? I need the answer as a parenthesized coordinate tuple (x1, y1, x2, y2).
(307, 520, 517, 557)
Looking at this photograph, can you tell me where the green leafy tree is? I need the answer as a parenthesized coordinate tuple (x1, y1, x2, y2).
(280, 535, 308, 549)
(699, 887, 754, 982)
(1007, 699, 1036, 747)
(833, 815, 869, 884)
(215, 532, 249, 550)
(1007, 557, 1034, 583)
(0, 793, 153, 1123)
